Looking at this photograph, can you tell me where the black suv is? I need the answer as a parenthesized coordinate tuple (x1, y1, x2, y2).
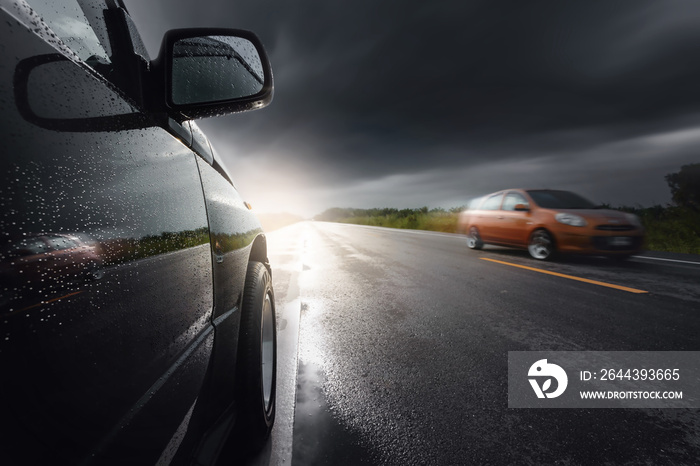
(0, 0, 276, 464)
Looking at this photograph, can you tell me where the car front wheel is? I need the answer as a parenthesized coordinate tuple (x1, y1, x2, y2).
(236, 261, 276, 450)
(528, 229, 555, 260)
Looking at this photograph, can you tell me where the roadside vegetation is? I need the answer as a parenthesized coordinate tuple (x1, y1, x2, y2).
(617, 205, 699, 254)
(315, 207, 462, 233)
(315, 164, 700, 255)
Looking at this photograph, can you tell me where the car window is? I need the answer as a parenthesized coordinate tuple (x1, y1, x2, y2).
(468, 196, 484, 210)
(26, 0, 112, 69)
(502, 192, 529, 211)
(526, 190, 596, 209)
(480, 193, 503, 211)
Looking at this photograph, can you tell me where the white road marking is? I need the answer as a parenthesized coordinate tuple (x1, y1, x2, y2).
(632, 256, 700, 266)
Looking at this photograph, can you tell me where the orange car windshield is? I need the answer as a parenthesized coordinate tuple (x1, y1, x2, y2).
(526, 190, 597, 209)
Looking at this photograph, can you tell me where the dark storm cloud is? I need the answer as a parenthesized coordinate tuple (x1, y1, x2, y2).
(124, 0, 700, 213)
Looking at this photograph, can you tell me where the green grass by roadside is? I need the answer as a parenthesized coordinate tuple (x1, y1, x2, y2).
(620, 205, 700, 254)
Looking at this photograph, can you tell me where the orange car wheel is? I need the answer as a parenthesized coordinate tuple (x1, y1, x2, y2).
(528, 229, 555, 260)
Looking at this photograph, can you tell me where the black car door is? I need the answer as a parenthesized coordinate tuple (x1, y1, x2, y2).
(0, 0, 215, 463)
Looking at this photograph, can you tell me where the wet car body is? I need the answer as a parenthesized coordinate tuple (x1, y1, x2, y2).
(1, 0, 275, 464)
(1, 234, 103, 279)
(457, 189, 645, 260)
(1, 234, 104, 309)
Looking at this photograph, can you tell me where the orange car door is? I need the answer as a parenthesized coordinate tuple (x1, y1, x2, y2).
(499, 192, 532, 246)
(474, 193, 504, 242)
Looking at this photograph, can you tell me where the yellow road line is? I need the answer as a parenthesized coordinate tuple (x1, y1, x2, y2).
(17, 290, 85, 313)
(480, 258, 648, 294)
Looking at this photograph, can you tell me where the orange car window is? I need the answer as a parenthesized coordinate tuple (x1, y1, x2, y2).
(503, 193, 529, 211)
(481, 193, 503, 210)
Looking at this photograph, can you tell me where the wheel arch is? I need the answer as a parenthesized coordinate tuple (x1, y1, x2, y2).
(248, 233, 271, 275)
(528, 226, 557, 249)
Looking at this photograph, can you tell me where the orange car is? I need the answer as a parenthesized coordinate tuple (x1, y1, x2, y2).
(457, 189, 645, 260)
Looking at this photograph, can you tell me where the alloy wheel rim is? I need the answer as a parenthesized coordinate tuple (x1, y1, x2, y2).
(261, 292, 274, 411)
(529, 232, 551, 259)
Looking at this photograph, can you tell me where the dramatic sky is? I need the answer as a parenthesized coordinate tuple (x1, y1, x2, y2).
(123, 0, 700, 217)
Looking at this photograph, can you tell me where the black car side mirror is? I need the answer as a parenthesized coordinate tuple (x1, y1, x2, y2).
(155, 28, 273, 120)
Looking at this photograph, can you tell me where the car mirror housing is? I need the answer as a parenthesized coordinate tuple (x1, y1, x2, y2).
(155, 28, 273, 120)
(514, 203, 530, 211)
(14, 53, 152, 132)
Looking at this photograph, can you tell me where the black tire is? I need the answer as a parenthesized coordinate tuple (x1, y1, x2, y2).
(236, 261, 276, 451)
(528, 229, 555, 260)
(466, 227, 484, 250)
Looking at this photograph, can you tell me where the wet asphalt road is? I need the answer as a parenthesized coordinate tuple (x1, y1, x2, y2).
(246, 221, 700, 466)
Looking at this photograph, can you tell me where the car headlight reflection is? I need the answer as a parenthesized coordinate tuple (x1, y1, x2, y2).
(555, 213, 587, 227)
(625, 213, 642, 227)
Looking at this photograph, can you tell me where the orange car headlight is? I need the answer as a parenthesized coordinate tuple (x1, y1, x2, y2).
(555, 213, 587, 227)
